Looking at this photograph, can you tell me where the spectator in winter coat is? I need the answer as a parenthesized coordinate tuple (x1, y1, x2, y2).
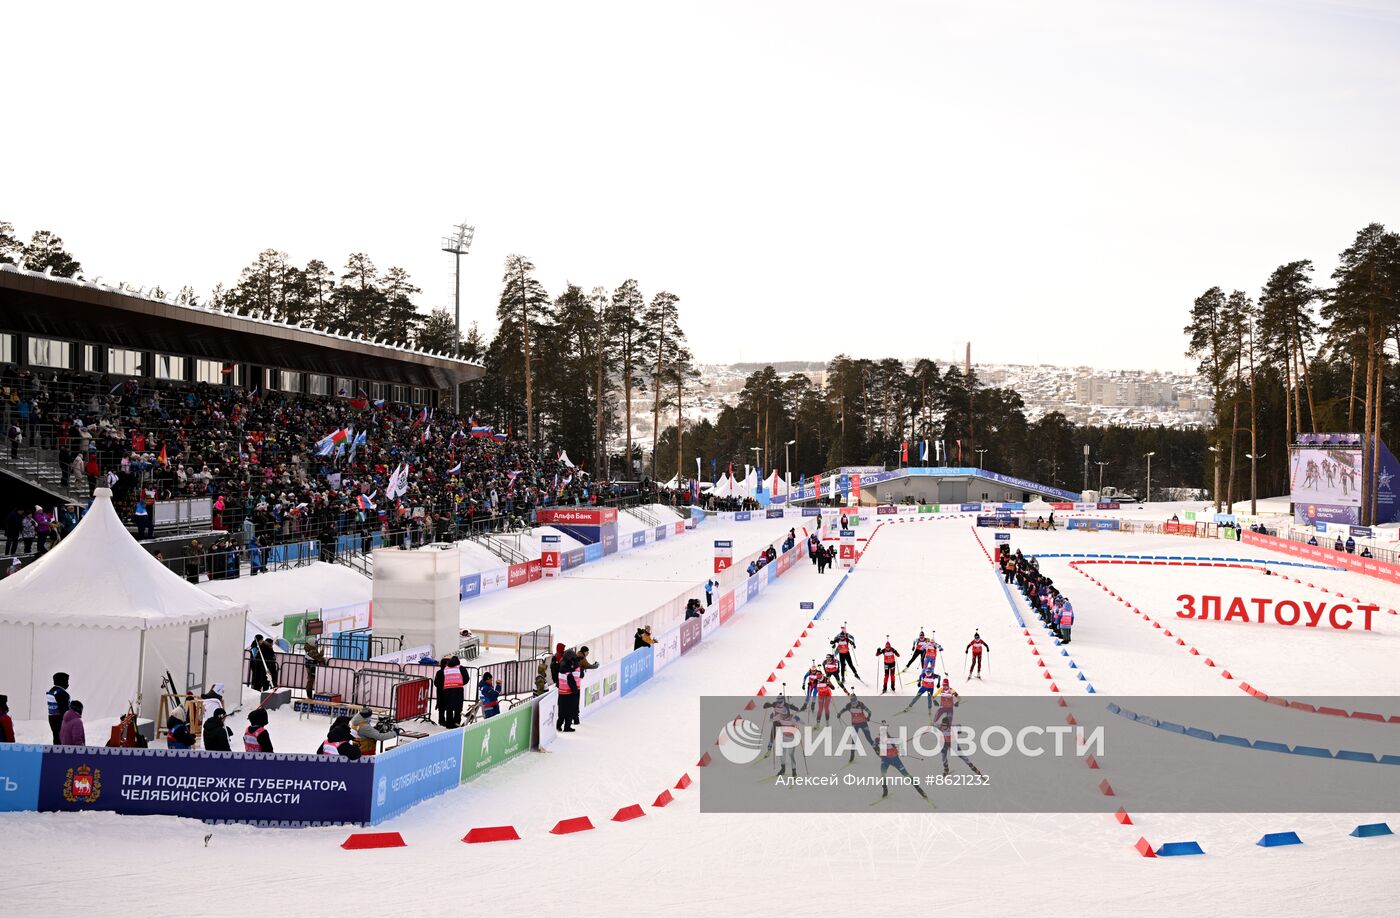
(633, 626, 656, 649)
(202, 708, 232, 751)
(351, 707, 398, 755)
(4, 507, 20, 556)
(436, 656, 468, 728)
(0, 694, 14, 743)
(478, 673, 501, 720)
(303, 641, 327, 696)
(577, 646, 599, 671)
(534, 659, 548, 696)
(59, 701, 85, 746)
(319, 721, 361, 758)
(705, 579, 714, 606)
(46, 672, 71, 744)
(549, 642, 567, 682)
(166, 704, 197, 750)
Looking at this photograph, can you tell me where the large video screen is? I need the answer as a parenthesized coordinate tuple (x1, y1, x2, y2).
(1290, 447, 1362, 507)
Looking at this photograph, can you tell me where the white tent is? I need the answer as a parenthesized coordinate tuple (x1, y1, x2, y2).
(0, 488, 248, 722)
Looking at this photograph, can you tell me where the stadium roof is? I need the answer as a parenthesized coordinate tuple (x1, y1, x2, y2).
(0, 264, 484, 389)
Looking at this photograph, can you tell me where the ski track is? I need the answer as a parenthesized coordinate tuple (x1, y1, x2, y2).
(2, 518, 1398, 918)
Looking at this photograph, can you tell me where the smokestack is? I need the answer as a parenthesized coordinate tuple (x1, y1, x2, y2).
(964, 342, 971, 377)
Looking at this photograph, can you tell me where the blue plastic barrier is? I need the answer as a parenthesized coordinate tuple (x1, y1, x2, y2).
(1252, 740, 1291, 753)
(1291, 745, 1332, 758)
(1351, 822, 1393, 838)
(1214, 734, 1250, 747)
(1257, 831, 1302, 847)
(1155, 841, 1204, 856)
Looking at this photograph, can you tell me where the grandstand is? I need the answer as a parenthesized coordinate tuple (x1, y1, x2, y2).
(0, 264, 636, 575)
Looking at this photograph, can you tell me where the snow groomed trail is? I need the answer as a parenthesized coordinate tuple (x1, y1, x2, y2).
(2, 515, 1398, 918)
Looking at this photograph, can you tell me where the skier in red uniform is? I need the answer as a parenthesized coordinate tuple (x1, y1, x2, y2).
(876, 638, 900, 693)
(830, 624, 861, 682)
(814, 675, 836, 724)
(965, 632, 990, 679)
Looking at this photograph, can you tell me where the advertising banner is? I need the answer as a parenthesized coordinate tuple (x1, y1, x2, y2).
(766, 508, 785, 519)
(1067, 518, 1120, 531)
(601, 524, 618, 555)
(976, 515, 1021, 528)
(632, 530, 647, 548)
(1243, 530, 1400, 586)
(1073, 502, 1097, 512)
(655, 525, 668, 540)
(702, 604, 722, 639)
(459, 573, 481, 601)
(562, 548, 585, 570)
(459, 701, 532, 783)
(714, 539, 733, 574)
(528, 559, 543, 581)
(691, 506, 705, 526)
(535, 508, 619, 525)
(918, 504, 936, 513)
(38, 747, 374, 825)
(719, 589, 737, 623)
(680, 617, 702, 654)
(620, 646, 655, 697)
(1350, 526, 1373, 539)
(960, 502, 981, 512)
(675, 520, 685, 535)
(851, 474, 862, 502)
(540, 534, 561, 578)
(370, 728, 462, 823)
(1050, 502, 1073, 511)
(802, 507, 822, 517)
(653, 624, 682, 673)
(0, 744, 43, 812)
(584, 543, 603, 563)
(579, 659, 622, 719)
(746, 576, 760, 601)
(507, 562, 529, 588)
(480, 567, 508, 594)
(1097, 501, 1121, 510)
(535, 690, 558, 750)
(734, 511, 752, 522)
(839, 529, 856, 568)
(876, 505, 897, 515)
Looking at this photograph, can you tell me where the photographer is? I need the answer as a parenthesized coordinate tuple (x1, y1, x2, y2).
(351, 706, 399, 755)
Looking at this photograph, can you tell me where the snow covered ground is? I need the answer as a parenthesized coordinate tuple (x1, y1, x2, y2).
(4, 516, 1398, 918)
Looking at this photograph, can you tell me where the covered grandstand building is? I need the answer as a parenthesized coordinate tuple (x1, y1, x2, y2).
(0, 265, 483, 407)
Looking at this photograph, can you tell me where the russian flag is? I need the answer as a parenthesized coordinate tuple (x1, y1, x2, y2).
(470, 425, 494, 438)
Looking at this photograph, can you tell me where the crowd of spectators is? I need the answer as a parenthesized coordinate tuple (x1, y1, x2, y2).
(1001, 544, 1075, 643)
(2, 365, 642, 573)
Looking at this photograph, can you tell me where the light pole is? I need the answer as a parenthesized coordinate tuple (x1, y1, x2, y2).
(1207, 445, 1222, 512)
(1082, 444, 1090, 494)
(784, 439, 796, 497)
(440, 222, 475, 334)
(1144, 451, 1155, 504)
(1245, 452, 1266, 516)
(750, 446, 765, 494)
(976, 448, 988, 469)
(1096, 461, 1109, 496)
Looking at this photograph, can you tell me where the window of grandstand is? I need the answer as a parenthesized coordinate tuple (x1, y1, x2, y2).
(28, 336, 71, 369)
(83, 344, 99, 372)
(194, 358, 227, 384)
(154, 354, 185, 381)
(280, 370, 304, 393)
(370, 381, 386, 401)
(107, 347, 142, 376)
(411, 386, 424, 404)
(391, 384, 408, 402)
(335, 376, 354, 397)
(0, 332, 12, 363)
(308, 373, 330, 396)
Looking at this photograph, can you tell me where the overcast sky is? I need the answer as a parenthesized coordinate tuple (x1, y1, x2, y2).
(5, 1, 1398, 372)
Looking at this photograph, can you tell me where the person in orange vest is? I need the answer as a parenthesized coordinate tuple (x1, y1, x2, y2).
(243, 708, 273, 753)
(1054, 603, 1074, 644)
(829, 624, 860, 683)
(556, 651, 582, 733)
(436, 656, 468, 728)
(875, 639, 900, 693)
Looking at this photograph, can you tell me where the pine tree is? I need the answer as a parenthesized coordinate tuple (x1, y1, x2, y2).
(417, 308, 462, 355)
(379, 267, 422, 345)
(497, 254, 551, 444)
(22, 230, 81, 277)
(0, 222, 22, 264)
(335, 253, 382, 337)
(606, 279, 650, 477)
(646, 291, 685, 477)
(1185, 286, 1236, 510)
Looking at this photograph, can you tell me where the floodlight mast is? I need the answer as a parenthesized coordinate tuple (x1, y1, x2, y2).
(441, 222, 475, 332)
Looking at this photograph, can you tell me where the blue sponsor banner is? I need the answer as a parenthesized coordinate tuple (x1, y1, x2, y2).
(746, 577, 760, 601)
(1067, 518, 1121, 531)
(37, 747, 373, 826)
(459, 573, 481, 601)
(0, 744, 45, 812)
(584, 543, 604, 563)
(767, 563, 778, 584)
(960, 502, 982, 512)
(601, 528, 618, 556)
(369, 728, 462, 824)
(976, 515, 1021, 528)
(994, 532, 1011, 541)
(620, 646, 655, 697)
(766, 508, 785, 519)
(541, 534, 561, 544)
(267, 540, 318, 564)
(331, 630, 373, 660)
(631, 530, 646, 548)
(655, 525, 668, 540)
(691, 506, 705, 525)
(800, 601, 815, 610)
(734, 511, 752, 522)
(998, 502, 1025, 511)
(562, 548, 586, 570)
(839, 474, 850, 496)
(1097, 501, 1121, 510)
(1350, 526, 1373, 539)
(1213, 514, 1237, 525)
(802, 507, 821, 517)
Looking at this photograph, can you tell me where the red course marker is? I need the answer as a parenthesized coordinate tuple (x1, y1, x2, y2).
(341, 832, 406, 850)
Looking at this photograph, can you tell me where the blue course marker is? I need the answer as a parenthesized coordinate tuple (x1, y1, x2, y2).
(1257, 832, 1302, 848)
(1155, 841, 1205, 857)
(1351, 822, 1393, 838)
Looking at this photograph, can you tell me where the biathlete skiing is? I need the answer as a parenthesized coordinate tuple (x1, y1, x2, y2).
(875, 637, 899, 693)
(965, 631, 990, 679)
(830, 623, 861, 682)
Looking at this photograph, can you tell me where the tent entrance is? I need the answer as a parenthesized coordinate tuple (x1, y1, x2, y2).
(186, 625, 209, 693)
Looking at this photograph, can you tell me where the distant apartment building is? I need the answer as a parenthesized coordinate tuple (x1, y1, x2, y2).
(1074, 374, 1175, 407)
